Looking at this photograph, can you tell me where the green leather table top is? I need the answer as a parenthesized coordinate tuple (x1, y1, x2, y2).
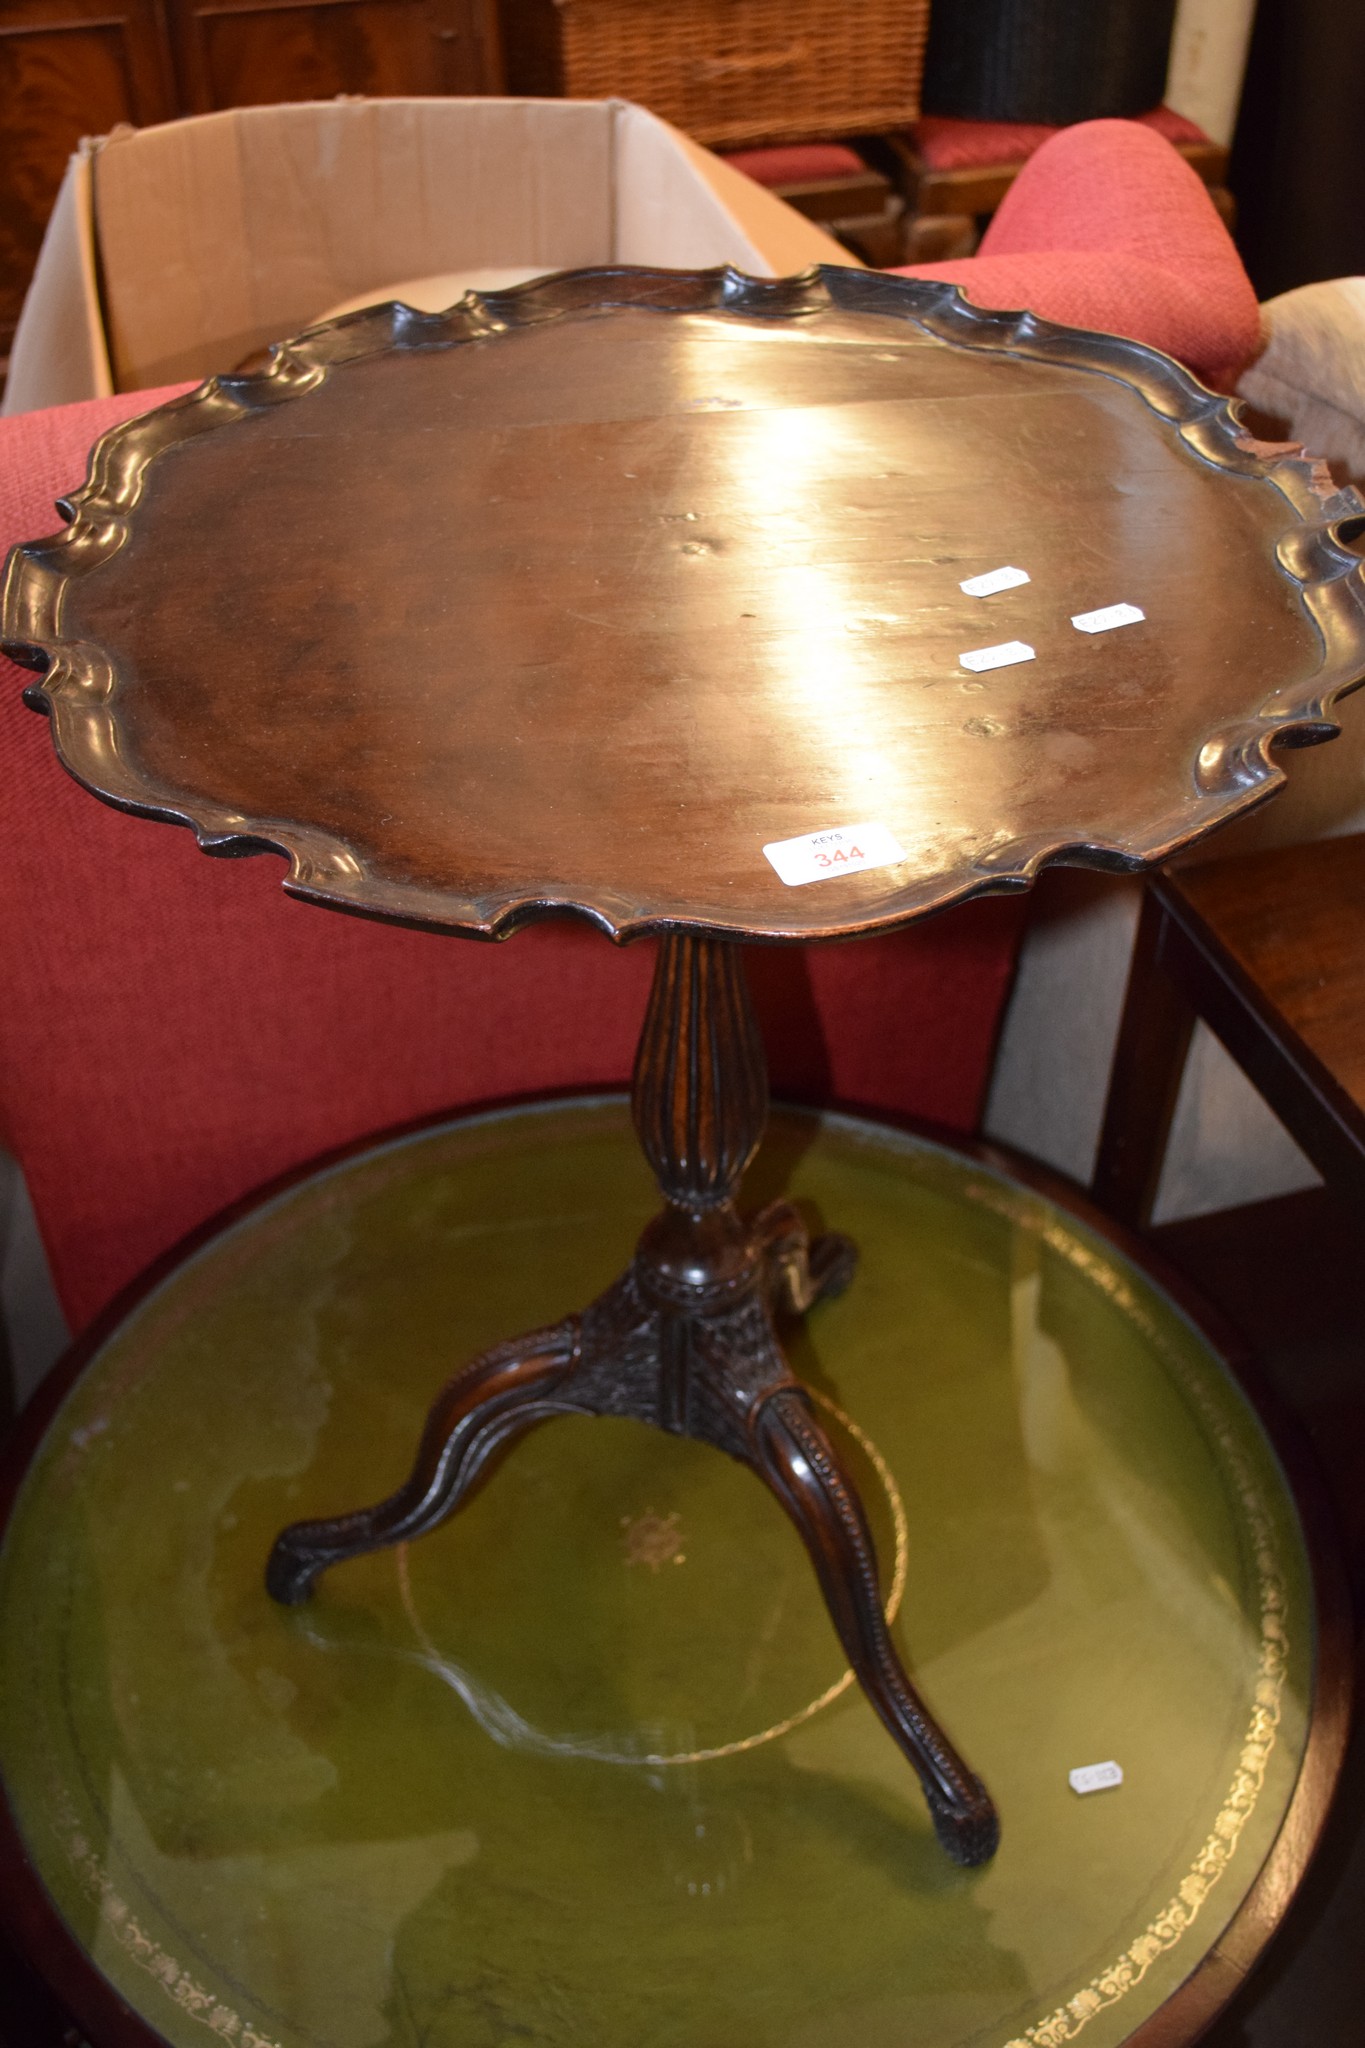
(0, 1100, 1316, 2048)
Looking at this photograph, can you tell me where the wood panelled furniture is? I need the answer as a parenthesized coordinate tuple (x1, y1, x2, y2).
(0, 0, 503, 367)
(169, 0, 499, 112)
(1095, 835, 1365, 1228)
(0, 0, 172, 366)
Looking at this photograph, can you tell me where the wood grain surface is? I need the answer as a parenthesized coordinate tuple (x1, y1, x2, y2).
(1174, 835, 1365, 1111)
(6, 267, 1365, 942)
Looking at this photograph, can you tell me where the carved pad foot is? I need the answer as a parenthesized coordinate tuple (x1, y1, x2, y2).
(754, 1199, 858, 1316)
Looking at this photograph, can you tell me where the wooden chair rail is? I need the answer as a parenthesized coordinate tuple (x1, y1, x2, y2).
(1095, 839, 1365, 1228)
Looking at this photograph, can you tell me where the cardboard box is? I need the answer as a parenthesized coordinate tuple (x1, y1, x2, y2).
(4, 96, 858, 417)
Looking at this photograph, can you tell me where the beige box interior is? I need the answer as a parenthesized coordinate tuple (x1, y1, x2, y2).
(4, 96, 856, 416)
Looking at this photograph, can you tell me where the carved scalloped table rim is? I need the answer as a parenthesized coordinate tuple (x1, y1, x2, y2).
(4, 263, 1365, 945)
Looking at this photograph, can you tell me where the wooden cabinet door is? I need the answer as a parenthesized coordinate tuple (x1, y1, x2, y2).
(0, 0, 176, 355)
(165, 0, 503, 111)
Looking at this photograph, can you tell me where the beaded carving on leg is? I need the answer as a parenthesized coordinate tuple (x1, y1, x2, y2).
(266, 1321, 581, 1603)
(752, 1385, 1000, 1866)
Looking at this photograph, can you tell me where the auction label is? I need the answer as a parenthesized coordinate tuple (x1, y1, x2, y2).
(1072, 602, 1145, 634)
(960, 565, 1031, 598)
(1069, 1760, 1124, 1796)
(763, 822, 907, 888)
(960, 640, 1036, 673)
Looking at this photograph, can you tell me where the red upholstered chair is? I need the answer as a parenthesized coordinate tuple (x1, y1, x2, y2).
(0, 392, 1025, 1339)
(896, 105, 1235, 260)
(894, 118, 1262, 389)
(723, 143, 872, 190)
(912, 104, 1219, 175)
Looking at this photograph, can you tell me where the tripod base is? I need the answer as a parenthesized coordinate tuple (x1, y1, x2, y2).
(269, 936, 1000, 1865)
(269, 1192, 998, 1865)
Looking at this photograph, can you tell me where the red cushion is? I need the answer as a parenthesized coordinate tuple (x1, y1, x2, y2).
(893, 119, 1261, 386)
(723, 144, 868, 187)
(915, 104, 1210, 173)
(0, 393, 1025, 1332)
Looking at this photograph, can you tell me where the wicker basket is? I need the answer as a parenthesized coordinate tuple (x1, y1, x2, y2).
(500, 0, 930, 150)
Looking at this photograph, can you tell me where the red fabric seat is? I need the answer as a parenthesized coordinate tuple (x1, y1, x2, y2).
(914, 104, 1210, 173)
(0, 392, 1025, 1334)
(894, 119, 1261, 387)
(722, 144, 869, 186)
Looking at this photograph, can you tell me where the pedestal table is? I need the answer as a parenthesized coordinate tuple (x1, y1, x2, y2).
(6, 264, 1364, 1875)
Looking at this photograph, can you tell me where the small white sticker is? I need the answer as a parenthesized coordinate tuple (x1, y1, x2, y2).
(1069, 1761, 1124, 1796)
(1071, 603, 1145, 634)
(960, 565, 1031, 598)
(763, 822, 906, 888)
(960, 640, 1036, 673)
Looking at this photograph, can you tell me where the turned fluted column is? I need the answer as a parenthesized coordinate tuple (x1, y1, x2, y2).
(632, 933, 767, 1210)
(630, 937, 770, 1430)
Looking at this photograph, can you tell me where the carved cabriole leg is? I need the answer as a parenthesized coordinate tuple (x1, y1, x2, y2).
(266, 930, 1001, 1866)
(266, 1323, 583, 1604)
(753, 1386, 1001, 1866)
(624, 934, 999, 1866)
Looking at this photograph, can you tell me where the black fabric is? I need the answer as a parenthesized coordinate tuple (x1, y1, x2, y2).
(922, 0, 1179, 126)
(1230, 0, 1365, 299)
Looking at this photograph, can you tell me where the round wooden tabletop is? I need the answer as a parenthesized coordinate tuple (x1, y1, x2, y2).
(5, 267, 1365, 942)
